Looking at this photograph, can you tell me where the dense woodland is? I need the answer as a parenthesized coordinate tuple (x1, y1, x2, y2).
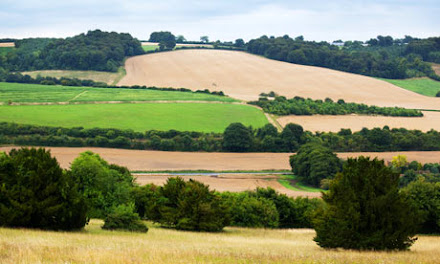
(0, 30, 144, 72)
(1, 122, 440, 152)
(246, 35, 440, 80)
(250, 95, 423, 117)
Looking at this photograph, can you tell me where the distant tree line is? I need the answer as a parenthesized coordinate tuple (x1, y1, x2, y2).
(2, 121, 440, 152)
(246, 35, 440, 80)
(0, 30, 144, 72)
(250, 95, 423, 117)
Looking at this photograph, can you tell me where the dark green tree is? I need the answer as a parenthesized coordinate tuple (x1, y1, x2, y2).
(314, 157, 420, 250)
(281, 123, 304, 151)
(149, 31, 176, 50)
(0, 148, 87, 230)
(234, 38, 245, 48)
(290, 143, 341, 187)
(222, 123, 253, 152)
(436, 91, 440, 97)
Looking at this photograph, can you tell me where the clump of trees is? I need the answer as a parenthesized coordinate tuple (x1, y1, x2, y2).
(313, 157, 420, 250)
(290, 143, 342, 187)
(0, 148, 87, 230)
(149, 31, 176, 51)
(250, 95, 423, 117)
(436, 91, 440, 97)
(102, 204, 148, 233)
(4, 30, 144, 72)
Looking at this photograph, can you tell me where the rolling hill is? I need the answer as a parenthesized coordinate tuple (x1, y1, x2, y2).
(119, 49, 440, 110)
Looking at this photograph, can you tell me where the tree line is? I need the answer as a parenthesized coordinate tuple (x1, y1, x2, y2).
(1, 121, 440, 152)
(250, 95, 423, 117)
(246, 35, 440, 80)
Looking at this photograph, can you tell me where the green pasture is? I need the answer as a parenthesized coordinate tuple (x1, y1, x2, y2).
(0, 82, 238, 103)
(381, 77, 440, 97)
(0, 103, 268, 132)
(0, 47, 14, 55)
(142, 45, 159, 52)
(278, 174, 323, 192)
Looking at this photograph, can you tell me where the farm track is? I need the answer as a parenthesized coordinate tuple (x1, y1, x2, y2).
(119, 49, 440, 110)
(1, 100, 247, 106)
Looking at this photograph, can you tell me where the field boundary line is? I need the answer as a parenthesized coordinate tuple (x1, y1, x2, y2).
(68, 90, 88, 102)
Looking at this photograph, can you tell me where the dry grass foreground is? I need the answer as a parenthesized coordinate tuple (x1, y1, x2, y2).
(118, 49, 440, 110)
(1, 147, 439, 171)
(1, 219, 440, 264)
(278, 111, 440, 132)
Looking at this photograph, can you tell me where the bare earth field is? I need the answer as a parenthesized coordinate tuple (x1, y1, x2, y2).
(1, 147, 438, 170)
(278, 111, 440, 132)
(0, 42, 14, 47)
(118, 49, 440, 110)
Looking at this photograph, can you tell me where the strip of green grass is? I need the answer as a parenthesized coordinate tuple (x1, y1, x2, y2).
(0, 82, 238, 103)
(278, 175, 323, 192)
(0, 47, 13, 55)
(0, 103, 268, 133)
(142, 45, 159, 52)
(381, 78, 440, 97)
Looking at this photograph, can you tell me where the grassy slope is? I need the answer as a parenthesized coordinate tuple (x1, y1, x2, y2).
(142, 45, 159, 52)
(21, 67, 126, 85)
(1, 219, 439, 264)
(381, 78, 440, 97)
(0, 103, 268, 132)
(278, 175, 323, 192)
(0, 82, 238, 103)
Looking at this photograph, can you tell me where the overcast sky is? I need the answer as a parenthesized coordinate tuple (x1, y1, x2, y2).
(1, 0, 439, 42)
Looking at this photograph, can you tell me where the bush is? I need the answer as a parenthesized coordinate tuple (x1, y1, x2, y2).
(0, 148, 87, 230)
(402, 180, 440, 234)
(70, 151, 134, 218)
(154, 177, 229, 232)
(290, 143, 342, 187)
(436, 91, 440, 97)
(102, 204, 148, 233)
(222, 123, 253, 152)
(313, 157, 420, 250)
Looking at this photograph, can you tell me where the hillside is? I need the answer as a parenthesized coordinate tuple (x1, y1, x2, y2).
(119, 49, 440, 110)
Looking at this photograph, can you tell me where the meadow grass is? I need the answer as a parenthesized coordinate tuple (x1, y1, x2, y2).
(0, 82, 238, 103)
(278, 175, 323, 192)
(381, 77, 440, 97)
(0, 47, 13, 55)
(21, 67, 126, 85)
(0, 103, 268, 132)
(1, 219, 439, 264)
(142, 45, 159, 52)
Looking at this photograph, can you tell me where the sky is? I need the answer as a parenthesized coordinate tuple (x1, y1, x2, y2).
(0, 0, 439, 42)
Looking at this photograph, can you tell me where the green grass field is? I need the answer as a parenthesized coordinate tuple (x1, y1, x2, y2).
(142, 45, 159, 52)
(278, 175, 323, 192)
(0, 103, 268, 132)
(21, 67, 126, 85)
(0, 47, 14, 55)
(381, 78, 440, 97)
(1, 219, 439, 264)
(0, 82, 238, 103)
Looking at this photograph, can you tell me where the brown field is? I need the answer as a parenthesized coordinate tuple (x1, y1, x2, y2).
(141, 41, 213, 48)
(0, 42, 14, 47)
(1, 147, 439, 171)
(2, 219, 440, 264)
(278, 111, 440, 132)
(136, 174, 321, 198)
(432, 63, 440, 76)
(118, 49, 440, 110)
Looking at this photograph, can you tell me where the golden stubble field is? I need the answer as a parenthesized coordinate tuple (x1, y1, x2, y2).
(1, 219, 439, 264)
(118, 49, 440, 110)
(277, 111, 440, 132)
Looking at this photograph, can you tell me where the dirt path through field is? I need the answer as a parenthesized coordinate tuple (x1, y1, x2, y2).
(118, 49, 440, 110)
(278, 111, 440, 132)
(1, 147, 438, 171)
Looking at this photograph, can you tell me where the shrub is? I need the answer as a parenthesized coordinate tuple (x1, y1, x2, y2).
(402, 180, 440, 234)
(313, 157, 420, 250)
(222, 192, 279, 228)
(222, 123, 253, 152)
(436, 91, 440, 97)
(102, 204, 148, 233)
(290, 143, 342, 187)
(0, 148, 87, 230)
